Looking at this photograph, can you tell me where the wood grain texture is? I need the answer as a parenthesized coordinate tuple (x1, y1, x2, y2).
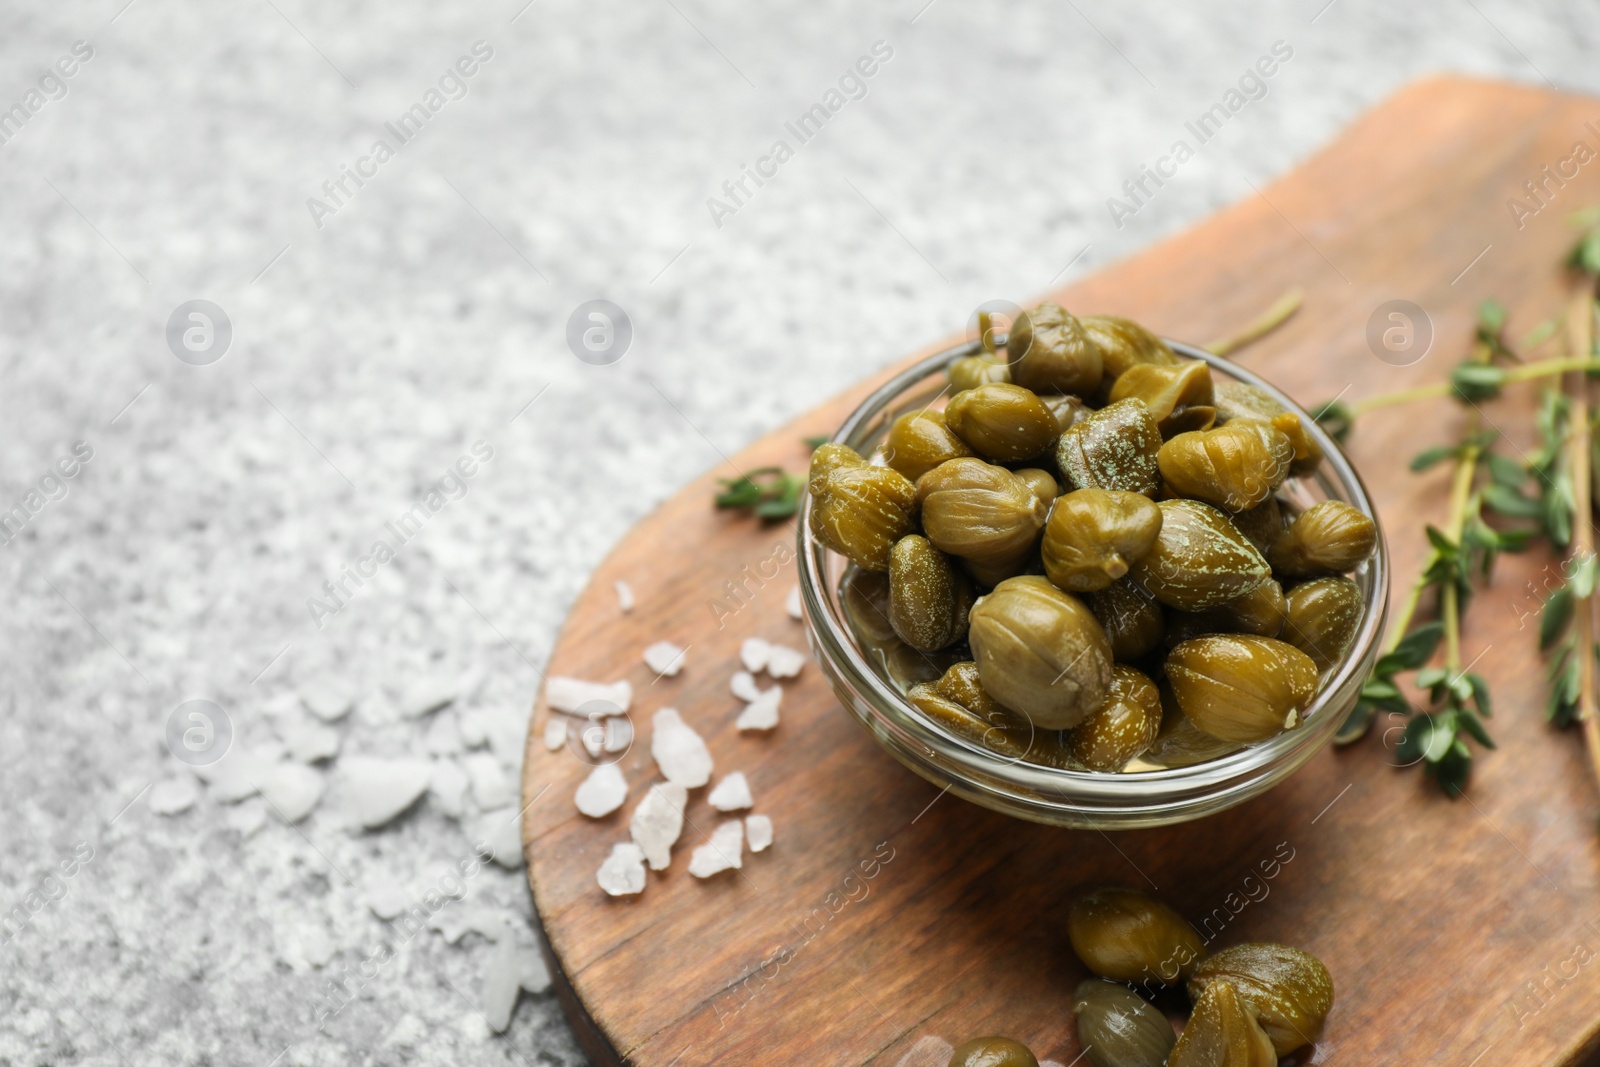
(523, 76, 1600, 1066)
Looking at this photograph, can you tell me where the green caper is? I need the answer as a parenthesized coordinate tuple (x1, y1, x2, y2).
(885, 409, 976, 482)
(1142, 686, 1243, 767)
(968, 576, 1112, 729)
(1230, 495, 1284, 557)
(1072, 979, 1176, 1067)
(910, 680, 1071, 768)
(1066, 665, 1161, 771)
(889, 535, 974, 652)
(1068, 887, 1205, 985)
(1014, 467, 1060, 512)
(1157, 420, 1293, 513)
(1283, 576, 1363, 669)
(1166, 634, 1318, 742)
(1211, 379, 1286, 424)
(1056, 398, 1162, 496)
(1167, 579, 1286, 644)
(1108, 362, 1216, 436)
(1008, 302, 1104, 395)
(1081, 314, 1178, 387)
(917, 458, 1047, 578)
(1043, 392, 1091, 434)
(1268, 500, 1377, 577)
(1089, 579, 1166, 661)
(1271, 411, 1323, 477)
(945, 383, 1060, 464)
(936, 660, 1011, 720)
(808, 441, 866, 496)
(948, 1036, 1039, 1067)
(811, 463, 918, 572)
(949, 353, 1013, 392)
(1042, 489, 1164, 593)
(1188, 943, 1334, 1055)
(1128, 499, 1271, 611)
(879, 641, 961, 691)
(1168, 979, 1276, 1067)
(841, 568, 896, 645)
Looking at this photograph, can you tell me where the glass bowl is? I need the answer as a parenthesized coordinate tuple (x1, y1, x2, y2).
(796, 338, 1388, 829)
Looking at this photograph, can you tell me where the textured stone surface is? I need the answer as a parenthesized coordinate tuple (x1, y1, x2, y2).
(0, 0, 1593, 1063)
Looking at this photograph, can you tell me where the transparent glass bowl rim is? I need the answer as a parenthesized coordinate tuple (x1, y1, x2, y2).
(796, 336, 1390, 816)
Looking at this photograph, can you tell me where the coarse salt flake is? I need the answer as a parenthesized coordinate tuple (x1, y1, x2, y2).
(739, 637, 771, 673)
(643, 641, 686, 677)
(708, 772, 753, 812)
(745, 814, 773, 852)
(688, 820, 744, 878)
(786, 585, 803, 620)
(629, 782, 687, 870)
(736, 687, 781, 731)
(546, 677, 632, 715)
(650, 708, 712, 787)
(575, 763, 627, 818)
(730, 671, 763, 703)
(543, 719, 568, 751)
(765, 643, 807, 678)
(615, 580, 635, 613)
(596, 841, 648, 897)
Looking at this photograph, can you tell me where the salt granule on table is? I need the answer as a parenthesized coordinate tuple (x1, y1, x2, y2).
(603, 716, 632, 753)
(765, 643, 807, 678)
(730, 670, 764, 703)
(543, 718, 567, 751)
(745, 814, 773, 852)
(148, 777, 198, 816)
(786, 585, 802, 620)
(643, 641, 686, 677)
(299, 679, 354, 722)
(739, 637, 771, 673)
(399, 674, 457, 719)
(546, 677, 632, 715)
(688, 819, 744, 878)
(629, 782, 687, 870)
(596, 841, 648, 897)
(615, 580, 635, 613)
(650, 708, 712, 787)
(259, 762, 325, 823)
(736, 687, 781, 731)
(337, 757, 433, 829)
(575, 763, 627, 817)
(708, 772, 753, 812)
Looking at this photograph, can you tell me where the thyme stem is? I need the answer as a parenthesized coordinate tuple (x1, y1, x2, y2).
(1348, 355, 1600, 416)
(1203, 287, 1304, 356)
(1566, 293, 1600, 798)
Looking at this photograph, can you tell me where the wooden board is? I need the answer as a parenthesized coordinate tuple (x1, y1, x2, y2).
(522, 76, 1600, 1066)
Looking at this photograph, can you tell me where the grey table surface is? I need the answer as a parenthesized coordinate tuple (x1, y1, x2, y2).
(2, 0, 1596, 1064)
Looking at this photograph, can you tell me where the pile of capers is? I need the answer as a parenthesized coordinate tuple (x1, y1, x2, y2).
(947, 887, 1333, 1067)
(813, 303, 1376, 773)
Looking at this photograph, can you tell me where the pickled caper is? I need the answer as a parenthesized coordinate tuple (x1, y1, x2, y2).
(885, 409, 976, 482)
(1041, 489, 1164, 593)
(1271, 411, 1323, 476)
(1072, 979, 1176, 1067)
(889, 535, 974, 652)
(1166, 634, 1318, 742)
(841, 568, 897, 645)
(1008, 302, 1104, 395)
(909, 679, 1070, 768)
(949, 353, 1013, 392)
(1081, 314, 1178, 387)
(1066, 665, 1161, 771)
(968, 576, 1113, 729)
(1188, 942, 1334, 1055)
(1157, 420, 1293, 513)
(1068, 887, 1205, 985)
(1108, 362, 1216, 437)
(1282, 576, 1362, 669)
(948, 1036, 1039, 1067)
(1166, 579, 1286, 644)
(1268, 500, 1377, 577)
(811, 463, 918, 572)
(918, 458, 1048, 579)
(1168, 979, 1276, 1067)
(1230, 495, 1285, 557)
(1211, 379, 1286, 424)
(808, 441, 867, 496)
(1129, 500, 1271, 612)
(936, 660, 1011, 721)
(1014, 467, 1060, 512)
(1141, 686, 1243, 768)
(1056, 398, 1163, 496)
(1043, 392, 1091, 434)
(1089, 579, 1166, 661)
(946, 383, 1061, 464)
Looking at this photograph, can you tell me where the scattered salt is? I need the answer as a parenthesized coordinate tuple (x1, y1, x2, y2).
(429, 759, 470, 819)
(431, 906, 505, 944)
(477, 808, 524, 870)
(596, 841, 648, 897)
(148, 777, 198, 816)
(765, 643, 807, 678)
(259, 762, 325, 823)
(580, 721, 605, 758)
(300, 680, 354, 722)
(482, 927, 523, 1033)
(786, 585, 803, 620)
(629, 782, 687, 870)
(282, 719, 341, 763)
(520, 944, 551, 994)
(739, 637, 771, 673)
(465, 752, 515, 810)
(194, 743, 285, 804)
(366, 883, 409, 920)
(651, 708, 713, 787)
(603, 716, 633, 754)
(730, 671, 763, 703)
(688, 820, 744, 878)
(337, 757, 433, 829)
(708, 772, 753, 812)
(745, 814, 773, 852)
(643, 641, 686, 677)
(546, 677, 632, 715)
(575, 763, 627, 817)
(543, 719, 567, 751)
(399, 674, 457, 719)
(425, 712, 462, 757)
(614, 579, 635, 613)
(226, 801, 267, 837)
(736, 687, 781, 731)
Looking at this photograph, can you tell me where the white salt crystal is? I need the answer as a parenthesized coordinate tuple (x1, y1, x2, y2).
(425, 712, 462, 757)
(629, 782, 687, 870)
(580, 721, 605, 759)
(575, 763, 627, 817)
(148, 777, 198, 816)
(458, 709, 489, 748)
(614, 580, 635, 613)
(688, 820, 744, 878)
(543, 718, 567, 751)
(765, 643, 807, 678)
(596, 841, 648, 897)
(338, 757, 433, 829)
(399, 674, 456, 718)
(520, 945, 551, 993)
(483, 929, 523, 1033)
(546, 677, 632, 715)
(643, 641, 686, 677)
(282, 719, 340, 763)
(477, 808, 524, 869)
(739, 637, 771, 673)
(226, 801, 266, 837)
(366, 883, 409, 920)
(429, 759, 470, 819)
(300, 679, 354, 722)
(259, 762, 325, 823)
(736, 687, 781, 731)
(786, 585, 803, 620)
(745, 814, 773, 852)
(465, 753, 515, 810)
(431, 906, 505, 944)
(195, 743, 285, 803)
(604, 716, 633, 754)
(651, 708, 713, 787)
(708, 772, 753, 812)
(484, 707, 530, 768)
(730, 671, 763, 703)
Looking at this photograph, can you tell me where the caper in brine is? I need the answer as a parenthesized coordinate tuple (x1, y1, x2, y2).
(1167, 579, 1286, 644)
(968, 576, 1112, 729)
(945, 383, 1060, 464)
(1129, 499, 1271, 612)
(1073, 979, 1176, 1067)
(1056, 398, 1163, 496)
(885, 409, 976, 482)
(910, 677, 1071, 768)
(1090, 579, 1166, 661)
(811, 464, 918, 572)
(1167, 634, 1318, 742)
(1067, 665, 1161, 771)
(1188, 943, 1334, 1055)
(1108, 362, 1216, 436)
(1231, 495, 1285, 557)
(1042, 489, 1163, 593)
(1142, 686, 1243, 767)
(936, 660, 1010, 720)
(889, 535, 974, 653)
(1081, 314, 1178, 387)
(1008, 302, 1105, 395)
(1168, 979, 1277, 1067)
(949, 353, 1013, 392)
(947, 1036, 1040, 1067)
(1283, 575, 1363, 669)
(1068, 887, 1205, 985)
(1043, 392, 1091, 434)
(1269, 500, 1378, 577)
(1157, 420, 1293, 513)
(917, 458, 1047, 576)
(1212, 378, 1287, 424)
(1271, 411, 1323, 476)
(808, 441, 866, 496)
(1014, 467, 1060, 512)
